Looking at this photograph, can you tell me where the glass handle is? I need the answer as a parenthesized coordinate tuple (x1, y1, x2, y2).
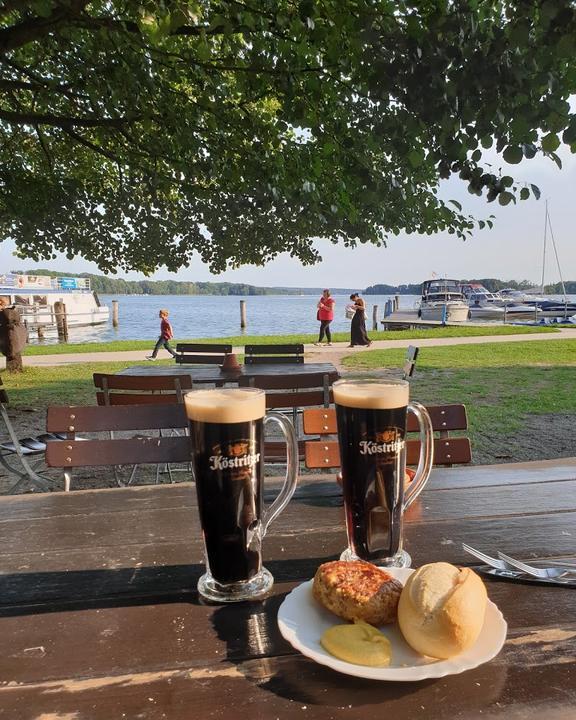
(403, 401, 434, 511)
(262, 411, 299, 534)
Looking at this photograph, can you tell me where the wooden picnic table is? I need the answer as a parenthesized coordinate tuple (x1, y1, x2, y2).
(0, 458, 575, 719)
(118, 361, 340, 385)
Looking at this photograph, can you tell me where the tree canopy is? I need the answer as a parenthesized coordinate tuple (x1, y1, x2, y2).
(1, 1, 576, 273)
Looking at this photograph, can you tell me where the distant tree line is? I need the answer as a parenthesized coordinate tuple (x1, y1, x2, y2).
(18, 269, 354, 296)
(365, 279, 575, 294)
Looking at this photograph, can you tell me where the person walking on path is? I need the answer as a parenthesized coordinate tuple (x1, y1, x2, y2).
(147, 309, 177, 360)
(348, 293, 372, 347)
(315, 289, 335, 346)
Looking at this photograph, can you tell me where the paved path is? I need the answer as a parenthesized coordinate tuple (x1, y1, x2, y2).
(2, 328, 573, 372)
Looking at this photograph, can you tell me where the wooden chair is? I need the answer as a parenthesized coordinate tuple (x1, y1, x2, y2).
(402, 345, 419, 380)
(0, 375, 59, 493)
(239, 372, 334, 462)
(303, 403, 471, 473)
(93, 373, 192, 405)
(45, 404, 190, 492)
(244, 343, 304, 365)
(175, 343, 232, 364)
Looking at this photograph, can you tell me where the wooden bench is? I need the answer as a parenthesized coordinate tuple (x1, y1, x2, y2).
(303, 403, 471, 472)
(239, 373, 334, 462)
(244, 343, 304, 365)
(45, 404, 190, 491)
(175, 343, 233, 364)
(93, 373, 192, 405)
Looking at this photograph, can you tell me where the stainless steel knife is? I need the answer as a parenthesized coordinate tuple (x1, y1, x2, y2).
(473, 564, 576, 588)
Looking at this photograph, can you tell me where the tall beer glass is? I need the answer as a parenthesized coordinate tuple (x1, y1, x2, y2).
(333, 379, 433, 568)
(185, 387, 298, 602)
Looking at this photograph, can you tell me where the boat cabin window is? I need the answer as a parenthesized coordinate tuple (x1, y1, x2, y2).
(14, 295, 31, 306)
(33, 295, 48, 306)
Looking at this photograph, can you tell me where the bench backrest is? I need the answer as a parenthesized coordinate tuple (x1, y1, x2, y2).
(238, 372, 334, 409)
(45, 404, 190, 468)
(303, 403, 471, 469)
(175, 343, 233, 364)
(93, 373, 192, 406)
(244, 344, 304, 365)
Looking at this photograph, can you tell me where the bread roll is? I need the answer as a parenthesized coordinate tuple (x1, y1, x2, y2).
(398, 562, 487, 659)
(313, 560, 403, 625)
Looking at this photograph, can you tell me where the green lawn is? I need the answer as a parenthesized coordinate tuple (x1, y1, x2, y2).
(343, 339, 576, 462)
(22, 324, 560, 355)
(4, 338, 576, 465)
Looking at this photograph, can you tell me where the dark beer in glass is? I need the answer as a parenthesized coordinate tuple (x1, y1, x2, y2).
(333, 379, 433, 567)
(185, 387, 298, 602)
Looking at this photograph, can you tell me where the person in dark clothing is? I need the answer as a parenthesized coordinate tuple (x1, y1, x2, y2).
(348, 293, 372, 347)
(315, 289, 335, 346)
(147, 309, 177, 360)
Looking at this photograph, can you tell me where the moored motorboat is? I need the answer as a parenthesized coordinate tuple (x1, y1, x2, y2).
(418, 279, 470, 322)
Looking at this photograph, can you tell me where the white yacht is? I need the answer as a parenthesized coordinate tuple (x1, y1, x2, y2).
(460, 283, 537, 319)
(418, 279, 470, 322)
(0, 273, 109, 329)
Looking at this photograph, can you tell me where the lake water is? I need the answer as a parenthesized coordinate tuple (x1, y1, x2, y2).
(32, 294, 421, 344)
(30, 292, 576, 345)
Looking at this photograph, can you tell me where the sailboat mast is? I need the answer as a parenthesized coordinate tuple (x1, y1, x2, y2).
(546, 209, 568, 302)
(540, 200, 548, 294)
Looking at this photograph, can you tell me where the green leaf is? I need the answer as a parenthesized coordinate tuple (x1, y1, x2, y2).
(542, 133, 560, 152)
(520, 187, 530, 200)
(498, 192, 515, 206)
(481, 136, 493, 149)
(501, 176, 514, 187)
(449, 199, 462, 211)
(407, 148, 424, 168)
(503, 146, 523, 164)
(530, 184, 541, 200)
(522, 143, 537, 159)
(471, 149, 482, 162)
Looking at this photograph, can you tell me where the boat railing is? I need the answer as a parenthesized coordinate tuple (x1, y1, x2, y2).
(0, 274, 91, 291)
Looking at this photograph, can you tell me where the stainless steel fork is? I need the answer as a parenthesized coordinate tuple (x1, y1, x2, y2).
(496, 551, 576, 580)
(462, 544, 576, 577)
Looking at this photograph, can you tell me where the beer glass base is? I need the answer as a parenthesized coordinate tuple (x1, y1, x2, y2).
(339, 547, 412, 568)
(197, 567, 274, 603)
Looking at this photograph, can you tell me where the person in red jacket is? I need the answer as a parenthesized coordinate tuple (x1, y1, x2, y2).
(147, 309, 177, 360)
(315, 289, 336, 346)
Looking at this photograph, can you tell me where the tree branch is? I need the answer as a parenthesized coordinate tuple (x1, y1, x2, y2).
(0, 1, 90, 51)
(0, 108, 138, 128)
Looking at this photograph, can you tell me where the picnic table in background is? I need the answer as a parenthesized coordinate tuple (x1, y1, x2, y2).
(118, 361, 340, 385)
(0, 457, 575, 718)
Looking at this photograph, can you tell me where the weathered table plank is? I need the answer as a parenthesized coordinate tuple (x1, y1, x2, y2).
(0, 461, 575, 719)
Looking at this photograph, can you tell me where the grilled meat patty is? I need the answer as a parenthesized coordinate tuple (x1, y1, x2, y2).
(313, 560, 403, 625)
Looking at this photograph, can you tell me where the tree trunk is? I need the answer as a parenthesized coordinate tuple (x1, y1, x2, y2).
(0, 307, 27, 373)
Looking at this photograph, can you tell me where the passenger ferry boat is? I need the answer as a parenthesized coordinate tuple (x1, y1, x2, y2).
(0, 273, 109, 329)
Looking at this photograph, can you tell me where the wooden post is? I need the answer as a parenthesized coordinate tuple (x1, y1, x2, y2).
(0, 307, 26, 372)
(112, 300, 119, 327)
(372, 305, 378, 331)
(503, 304, 507, 324)
(394, 294, 400, 311)
(37, 326, 45, 340)
(240, 300, 247, 329)
(54, 301, 69, 342)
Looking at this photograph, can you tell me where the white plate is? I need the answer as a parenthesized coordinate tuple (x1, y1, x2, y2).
(277, 567, 507, 681)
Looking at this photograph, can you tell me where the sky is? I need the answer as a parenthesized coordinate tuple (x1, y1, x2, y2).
(1, 148, 575, 289)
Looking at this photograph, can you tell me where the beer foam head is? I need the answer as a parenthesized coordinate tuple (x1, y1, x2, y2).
(333, 379, 409, 410)
(184, 388, 265, 424)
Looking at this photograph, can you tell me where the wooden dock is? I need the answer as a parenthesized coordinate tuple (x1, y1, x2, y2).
(380, 311, 490, 330)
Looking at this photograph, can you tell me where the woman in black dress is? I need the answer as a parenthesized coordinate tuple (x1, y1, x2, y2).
(349, 293, 372, 347)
